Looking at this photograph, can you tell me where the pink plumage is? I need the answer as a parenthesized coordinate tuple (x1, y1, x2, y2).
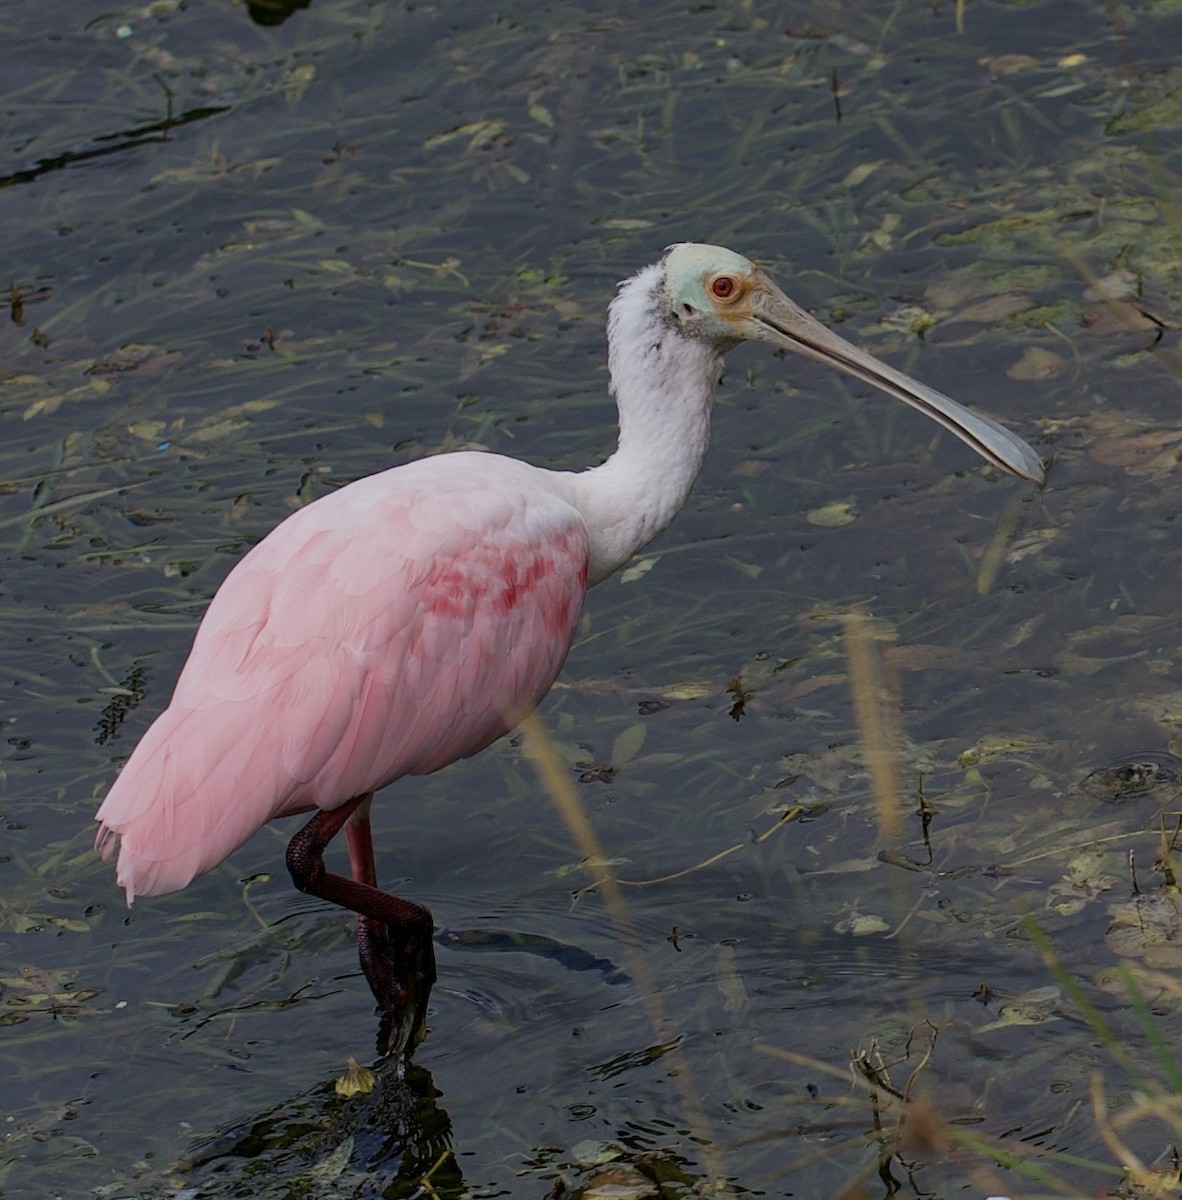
(95, 453, 588, 901)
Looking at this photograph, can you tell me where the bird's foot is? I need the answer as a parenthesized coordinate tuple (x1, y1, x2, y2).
(358, 911, 436, 1060)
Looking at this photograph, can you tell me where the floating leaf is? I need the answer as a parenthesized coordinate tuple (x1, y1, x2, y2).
(1107, 894, 1182, 965)
(1007, 347, 1067, 380)
(572, 1140, 625, 1168)
(834, 912, 889, 936)
(44, 917, 91, 934)
(842, 159, 884, 188)
(979, 54, 1038, 75)
(619, 556, 656, 583)
(658, 680, 713, 701)
(977, 986, 1063, 1032)
(952, 293, 1033, 324)
(283, 64, 316, 107)
(334, 1058, 375, 1097)
(129, 419, 168, 442)
(610, 723, 646, 765)
(806, 500, 857, 528)
(582, 1164, 659, 1200)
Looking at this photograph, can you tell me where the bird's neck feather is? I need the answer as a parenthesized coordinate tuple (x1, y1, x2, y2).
(570, 264, 725, 587)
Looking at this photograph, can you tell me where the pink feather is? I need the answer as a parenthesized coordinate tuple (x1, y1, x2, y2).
(95, 453, 589, 901)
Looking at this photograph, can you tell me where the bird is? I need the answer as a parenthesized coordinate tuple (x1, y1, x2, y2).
(94, 243, 1044, 1057)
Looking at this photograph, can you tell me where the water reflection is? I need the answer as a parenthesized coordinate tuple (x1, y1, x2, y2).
(186, 1060, 460, 1200)
(244, 0, 313, 26)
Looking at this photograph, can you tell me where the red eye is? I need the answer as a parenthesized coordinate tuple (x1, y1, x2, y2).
(711, 275, 737, 299)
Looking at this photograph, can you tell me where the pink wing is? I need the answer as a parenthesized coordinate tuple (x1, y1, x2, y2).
(95, 453, 590, 901)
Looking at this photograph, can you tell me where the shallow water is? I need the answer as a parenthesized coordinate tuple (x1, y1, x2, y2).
(3, 1, 1182, 1196)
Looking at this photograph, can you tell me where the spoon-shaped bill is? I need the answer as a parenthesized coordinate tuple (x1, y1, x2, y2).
(750, 273, 1045, 485)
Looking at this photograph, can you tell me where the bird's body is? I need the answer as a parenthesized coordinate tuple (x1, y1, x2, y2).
(95, 244, 1043, 1056)
(98, 454, 591, 899)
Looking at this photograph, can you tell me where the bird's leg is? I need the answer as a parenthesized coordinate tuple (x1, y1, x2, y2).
(286, 794, 436, 1060)
(344, 799, 436, 1056)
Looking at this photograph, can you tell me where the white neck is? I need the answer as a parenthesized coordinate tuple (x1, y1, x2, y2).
(564, 263, 726, 586)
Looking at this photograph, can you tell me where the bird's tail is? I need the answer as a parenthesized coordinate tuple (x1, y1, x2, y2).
(94, 703, 293, 903)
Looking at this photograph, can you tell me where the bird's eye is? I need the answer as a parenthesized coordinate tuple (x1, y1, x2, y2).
(711, 275, 739, 301)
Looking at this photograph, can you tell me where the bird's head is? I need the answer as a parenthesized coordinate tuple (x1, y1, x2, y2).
(658, 242, 1044, 484)
(660, 242, 781, 348)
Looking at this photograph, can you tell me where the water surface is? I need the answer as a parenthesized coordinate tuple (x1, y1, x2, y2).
(3, 1, 1182, 1196)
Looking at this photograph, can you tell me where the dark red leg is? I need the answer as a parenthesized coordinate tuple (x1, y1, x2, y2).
(286, 794, 435, 1059)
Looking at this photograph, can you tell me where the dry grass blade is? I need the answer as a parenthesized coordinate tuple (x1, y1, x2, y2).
(518, 712, 725, 1187)
(841, 609, 902, 842)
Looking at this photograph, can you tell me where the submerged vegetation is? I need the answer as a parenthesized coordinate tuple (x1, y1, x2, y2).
(1, 0, 1181, 1196)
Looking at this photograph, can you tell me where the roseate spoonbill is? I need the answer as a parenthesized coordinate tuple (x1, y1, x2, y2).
(95, 244, 1044, 1056)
